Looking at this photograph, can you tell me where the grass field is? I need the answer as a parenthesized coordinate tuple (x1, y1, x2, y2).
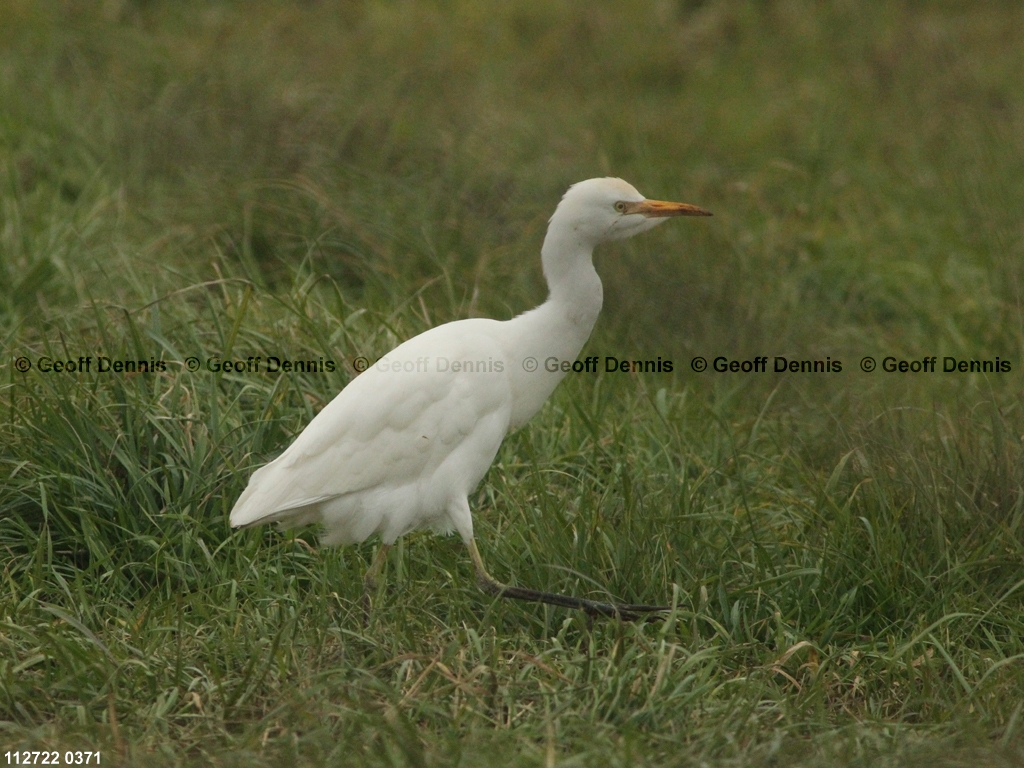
(3, 1, 1024, 765)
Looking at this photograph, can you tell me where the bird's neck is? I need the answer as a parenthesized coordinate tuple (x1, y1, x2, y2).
(538, 225, 604, 354)
(500, 225, 603, 430)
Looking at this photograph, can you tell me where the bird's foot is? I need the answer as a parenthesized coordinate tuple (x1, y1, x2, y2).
(478, 576, 669, 623)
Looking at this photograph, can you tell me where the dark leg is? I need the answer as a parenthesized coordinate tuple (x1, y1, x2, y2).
(466, 540, 669, 622)
(362, 543, 392, 624)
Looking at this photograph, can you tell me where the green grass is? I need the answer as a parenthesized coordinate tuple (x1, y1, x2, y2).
(2, 1, 1024, 765)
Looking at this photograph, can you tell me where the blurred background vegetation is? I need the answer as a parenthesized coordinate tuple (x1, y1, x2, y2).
(4, 0, 1021, 360)
(2, 1, 1024, 766)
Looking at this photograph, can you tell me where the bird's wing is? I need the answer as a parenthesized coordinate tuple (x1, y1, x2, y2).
(229, 321, 511, 527)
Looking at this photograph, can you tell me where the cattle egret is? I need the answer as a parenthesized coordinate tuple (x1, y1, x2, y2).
(231, 177, 711, 620)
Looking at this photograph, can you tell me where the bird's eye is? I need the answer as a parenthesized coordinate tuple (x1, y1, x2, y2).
(614, 201, 627, 213)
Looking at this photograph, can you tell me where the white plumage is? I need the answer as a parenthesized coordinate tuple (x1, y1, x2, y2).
(231, 177, 710, 618)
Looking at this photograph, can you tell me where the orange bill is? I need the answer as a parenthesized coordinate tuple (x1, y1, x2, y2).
(626, 199, 712, 217)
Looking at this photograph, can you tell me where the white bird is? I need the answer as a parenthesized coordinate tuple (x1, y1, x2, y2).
(231, 177, 710, 619)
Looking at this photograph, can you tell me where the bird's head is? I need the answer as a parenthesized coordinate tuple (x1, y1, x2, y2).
(554, 177, 711, 245)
